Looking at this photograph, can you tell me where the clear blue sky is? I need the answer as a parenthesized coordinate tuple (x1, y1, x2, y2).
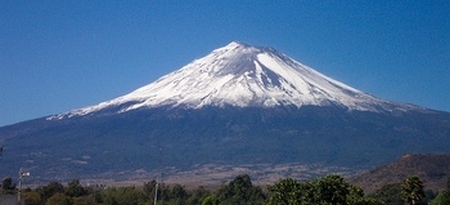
(1, 1, 449, 126)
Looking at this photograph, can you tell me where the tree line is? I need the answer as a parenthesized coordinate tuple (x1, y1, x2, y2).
(1, 174, 449, 205)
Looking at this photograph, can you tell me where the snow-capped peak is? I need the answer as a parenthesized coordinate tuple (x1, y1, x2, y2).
(48, 41, 419, 120)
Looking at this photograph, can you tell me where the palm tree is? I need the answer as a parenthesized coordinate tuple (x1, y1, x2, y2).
(400, 176, 425, 205)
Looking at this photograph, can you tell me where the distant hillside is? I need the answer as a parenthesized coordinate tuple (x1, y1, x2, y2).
(350, 154, 450, 193)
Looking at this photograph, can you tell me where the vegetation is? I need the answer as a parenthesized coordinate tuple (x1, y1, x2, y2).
(266, 174, 383, 205)
(0, 174, 443, 205)
(400, 176, 425, 205)
(216, 174, 265, 205)
(369, 183, 403, 205)
(1, 177, 16, 194)
(430, 178, 450, 205)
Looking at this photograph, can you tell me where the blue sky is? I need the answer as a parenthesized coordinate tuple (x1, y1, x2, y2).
(1, 1, 449, 126)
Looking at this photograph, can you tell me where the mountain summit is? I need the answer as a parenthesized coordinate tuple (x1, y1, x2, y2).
(1, 41, 449, 183)
(51, 41, 418, 119)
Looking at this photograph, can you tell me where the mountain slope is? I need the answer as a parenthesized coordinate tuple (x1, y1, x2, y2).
(0, 41, 449, 183)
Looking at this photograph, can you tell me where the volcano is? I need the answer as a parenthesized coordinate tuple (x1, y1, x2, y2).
(1, 41, 449, 182)
(49, 41, 419, 118)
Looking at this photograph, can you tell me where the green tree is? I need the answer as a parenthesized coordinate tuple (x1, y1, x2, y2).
(369, 183, 403, 205)
(142, 180, 173, 204)
(45, 193, 71, 205)
(400, 176, 425, 205)
(430, 178, 450, 205)
(22, 191, 42, 205)
(346, 185, 365, 204)
(216, 174, 266, 205)
(65, 179, 87, 197)
(201, 194, 219, 205)
(143, 180, 157, 203)
(345, 185, 383, 204)
(430, 193, 450, 205)
(101, 187, 145, 205)
(314, 174, 350, 205)
(72, 195, 98, 205)
(186, 186, 210, 205)
(267, 174, 384, 205)
(266, 178, 302, 205)
(1, 177, 15, 194)
(167, 184, 188, 205)
(37, 181, 65, 202)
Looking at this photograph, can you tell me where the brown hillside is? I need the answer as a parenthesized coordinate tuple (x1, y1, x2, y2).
(350, 154, 450, 193)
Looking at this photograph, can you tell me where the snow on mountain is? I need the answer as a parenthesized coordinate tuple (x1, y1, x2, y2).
(48, 41, 420, 120)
